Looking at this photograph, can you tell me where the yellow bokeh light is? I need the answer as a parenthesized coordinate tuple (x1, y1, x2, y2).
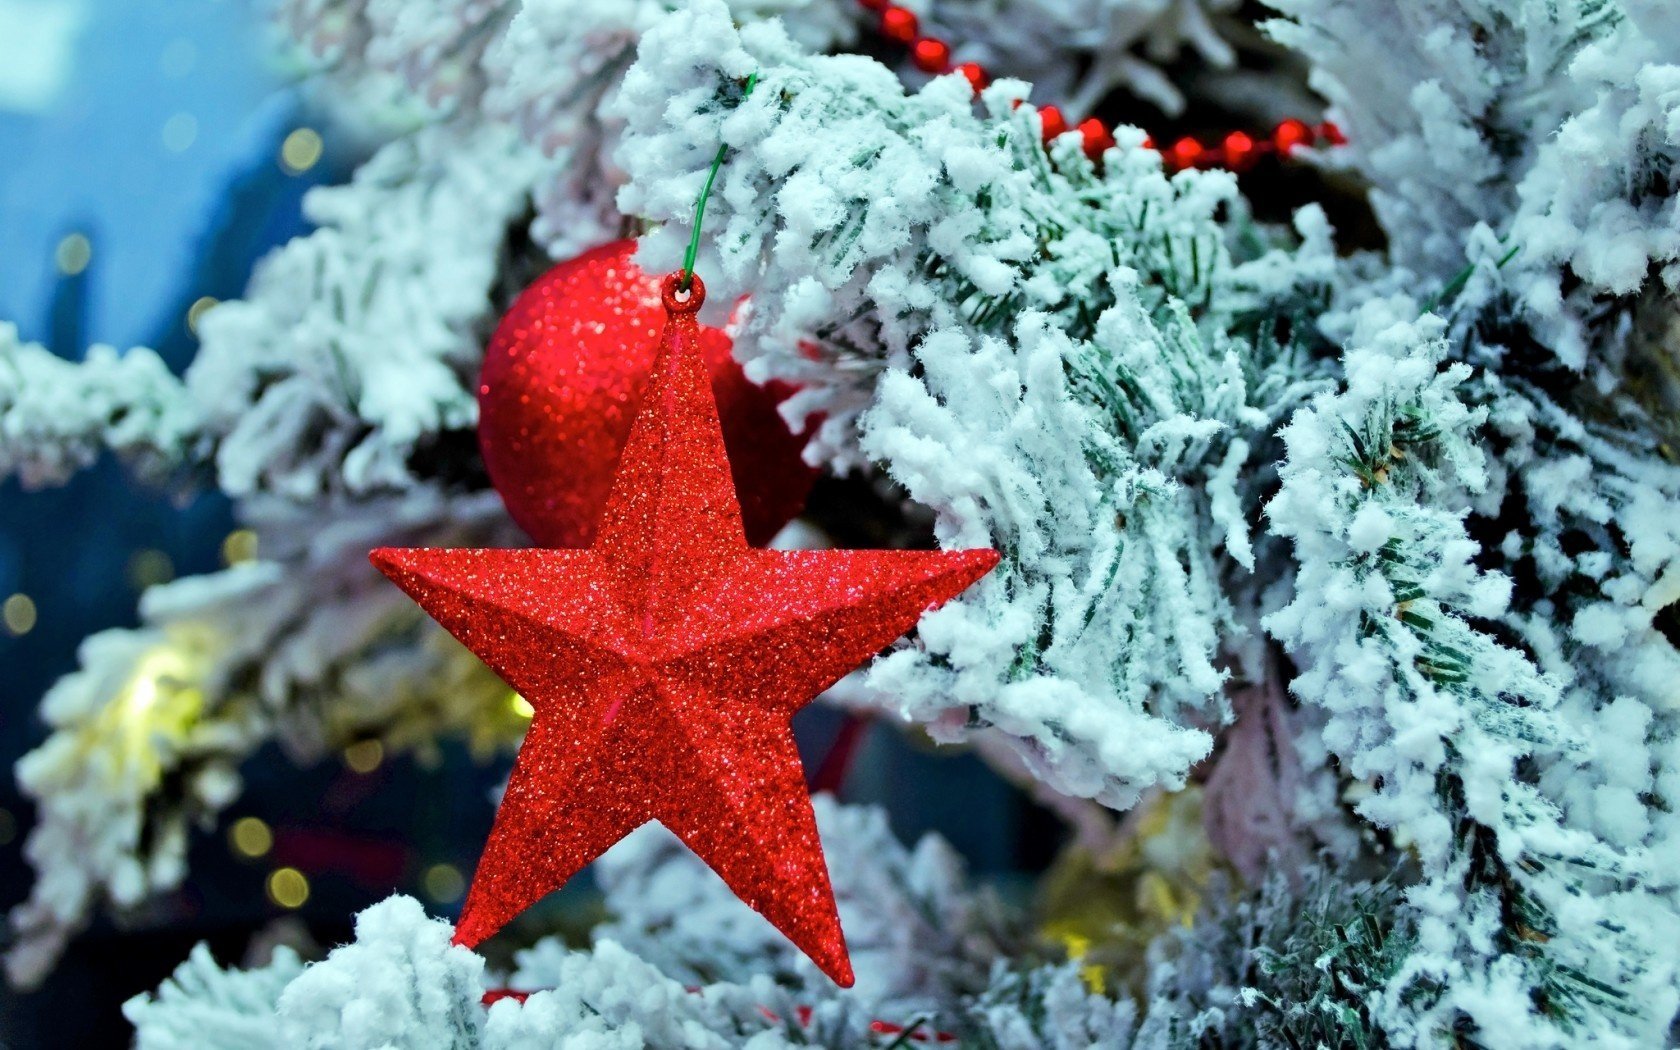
(422, 862, 466, 904)
(267, 867, 310, 909)
(280, 128, 324, 175)
(114, 646, 198, 737)
(221, 529, 259, 566)
(230, 816, 273, 858)
(126, 665, 161, 713)
(126, 549, 175, 590)
(54, 233, 91, 276)
(186, 296, 219, 335)
(344, 739, 384, 774)
(73, 636, 211, 794)
(509, 695, 535, 719)
(3, 593, 37, 636)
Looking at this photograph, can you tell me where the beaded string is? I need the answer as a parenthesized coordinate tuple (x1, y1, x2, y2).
(854, 0, 1346, 170)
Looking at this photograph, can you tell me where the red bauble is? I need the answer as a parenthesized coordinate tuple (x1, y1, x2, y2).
(376, 273, 999, 986)
(478, 240, 815, 548)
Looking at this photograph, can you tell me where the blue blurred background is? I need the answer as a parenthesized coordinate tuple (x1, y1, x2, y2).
(0, 2, 1049, 1043)
(1, 1, 336, 1041)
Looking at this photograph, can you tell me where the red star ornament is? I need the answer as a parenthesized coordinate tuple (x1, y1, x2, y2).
(371, 271, 998, 987)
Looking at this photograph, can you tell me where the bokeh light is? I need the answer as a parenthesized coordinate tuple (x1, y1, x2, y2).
(221, 528, 258, 566)
(53, 232, 91, 275)
(186, 295, 218, 334)
(126, 549, 176, 590)
(266, 866, 309, 909)
(229, 816, 273, 859)
(280, 127, 322, 175)
(3, 593, 38, 636)
(422, 863, 465, 904)
(343, 739, 384, 774)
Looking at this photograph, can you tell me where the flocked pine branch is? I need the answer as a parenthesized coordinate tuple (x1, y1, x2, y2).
(611, 0, 1336, 809)
(0, 325, 203, 488)
(277, 0, 860, 258)
(1257, 0, 1680, 1039)
(1264, 0, 1680, 372)
(1269, 290, 1680, 1043)
(126, 800, 1130, 1049)
(1137, 867, 1415, 1048)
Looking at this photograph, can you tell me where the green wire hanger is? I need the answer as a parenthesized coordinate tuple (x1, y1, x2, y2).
(678, 72, 760, 292)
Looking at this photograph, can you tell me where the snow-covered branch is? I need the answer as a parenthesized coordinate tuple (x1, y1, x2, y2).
(0, 326, 203, 488)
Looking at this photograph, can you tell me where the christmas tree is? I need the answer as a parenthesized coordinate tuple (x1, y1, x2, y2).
(5, 0, 1680, 1045)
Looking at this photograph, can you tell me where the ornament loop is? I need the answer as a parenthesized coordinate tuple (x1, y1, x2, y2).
(661, 272, 707, 314)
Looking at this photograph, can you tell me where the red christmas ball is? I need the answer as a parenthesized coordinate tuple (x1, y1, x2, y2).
(478, 240, 815, 548)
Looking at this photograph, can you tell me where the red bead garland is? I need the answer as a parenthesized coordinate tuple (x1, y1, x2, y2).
(1169, 135, 1203, 170)
(1221, 130, 1256, 171)
(1078, 116, 1115, 157)
(858, 0, 1344, 172)
(911, 36, 952, 73)
(955, 61, 987, 92)
(879, 5, 918, 43)
(1273, 117, 1313, 155)
(1038, 104, 1067, 140)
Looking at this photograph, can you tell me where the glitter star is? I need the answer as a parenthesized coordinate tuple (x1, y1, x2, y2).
(372, 273, 997, 986)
